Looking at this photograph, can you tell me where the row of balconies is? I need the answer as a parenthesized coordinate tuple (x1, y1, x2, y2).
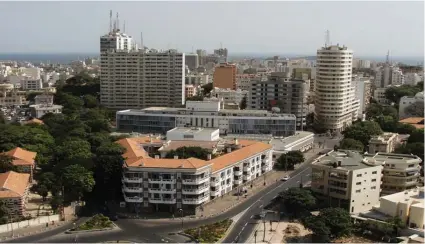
(122, 176, 210, 185)
(123, 195, 209, 205)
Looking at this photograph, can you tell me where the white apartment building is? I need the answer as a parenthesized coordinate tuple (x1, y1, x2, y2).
(352, 77, 372, 118)
(185, 73, 209, 86)
(249, 72, 309, 128)
(311, 150, 383, 214)
(118, 136, 273, 215)
(116, 99, 297, 136)
(211, 88, 248, 108)
(373, 87, 391, 105)
(30, 104, 63, 118)
(391, 67, 404, 85)
(20, 77, 43, 90)
(353, 59, 371, 69)
(364, 152, 422, 195)
(100, 27, 134, 53)
(236, 74, 262, 91)
(374, 63, 404, 88)
(314, 44, 360, 132)
(368, 133, 399, 154)
(404, 73, 423, 86)
(399, 91, 424, 119)
(100, 48, 185, 110)
(0, 83, 26, 106)
(34, 94, 54, 105)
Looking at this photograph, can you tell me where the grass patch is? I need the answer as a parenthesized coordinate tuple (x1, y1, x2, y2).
(184, 219, 233, 243)
(75, 214, 113, 231)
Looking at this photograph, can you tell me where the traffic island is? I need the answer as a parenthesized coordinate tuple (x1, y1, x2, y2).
(65, 214, 118, 234)
(184, 219, 233, 243)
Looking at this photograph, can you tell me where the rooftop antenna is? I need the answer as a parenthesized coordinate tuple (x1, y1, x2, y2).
(109, 10, 112, 33)
(113, 13, 117, 33)
(325, 30, 330, 47)
(116, 12, 120, 32)
(386, 50, 390, 64)
(140, 32, 143, 49)
(123, 20, 126, 33)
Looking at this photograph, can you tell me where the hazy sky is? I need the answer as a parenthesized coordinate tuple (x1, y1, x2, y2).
(0, 1, 423, 57)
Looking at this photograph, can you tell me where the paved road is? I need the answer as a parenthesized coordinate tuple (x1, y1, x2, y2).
(8, 137, 337, 243)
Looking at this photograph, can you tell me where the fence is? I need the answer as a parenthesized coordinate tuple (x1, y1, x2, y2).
(0, 215, 60, 233)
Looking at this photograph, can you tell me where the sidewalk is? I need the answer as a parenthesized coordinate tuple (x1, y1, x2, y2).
(0, 220, 70, 242)
(246, 220, 311, 243)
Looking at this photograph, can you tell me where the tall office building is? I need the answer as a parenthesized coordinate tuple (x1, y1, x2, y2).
(100, 11, 135, 53)
(185, 53, 199, 71)
(214, 48, 228, 62)
(213, 63, 237, 90)
(196, 49, 207, 66)
(314, 44, 359, 132)
(249, 72, 309, 129)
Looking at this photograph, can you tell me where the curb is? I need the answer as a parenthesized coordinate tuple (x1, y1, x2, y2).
(217, 219, 236, 243)
(65, 223, 118, 234)
(0, 222, 67, 241)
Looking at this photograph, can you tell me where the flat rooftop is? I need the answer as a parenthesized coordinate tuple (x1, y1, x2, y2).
(364, 152, 422, 164)
(167, 127, 219, 136)
(315, 150, 382, 171)
(271, 131, 314, 151)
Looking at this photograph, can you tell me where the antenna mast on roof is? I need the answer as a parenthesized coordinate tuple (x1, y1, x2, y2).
(123, 20, 126, 33)
(109, 10, 112, 33)
(140, 32, 143, 49)
(325, 30, 330, 47)
(116, 12, 120, 32)
(386, 50, 390, 64)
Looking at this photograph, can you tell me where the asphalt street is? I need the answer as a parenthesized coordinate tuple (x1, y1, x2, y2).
(6, 135, 339, 243)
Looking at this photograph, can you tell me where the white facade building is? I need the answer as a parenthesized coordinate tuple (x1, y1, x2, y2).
(166, 127, 220, 141)
(399, 92, 424, 119)
(404, 73, 423, 86)
(211, 88, 248, 107)
(29, 104, 63, 118)
(20, 77, 43, 90)
(185, 73, 209, 86)
(311, 150, 383, 214)
(373, 87, 392, 105)
(352, 77, 372, 117)
(314, 44, 360, 132)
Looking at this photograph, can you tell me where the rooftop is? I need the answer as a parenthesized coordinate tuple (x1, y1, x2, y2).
(2, 147, 36, 166)
(0, 171, 30, 198)
(399, 117, 425, 129)
(271, 131, 314, 152)
(364, 152, 422, 164)
(314, 150, 383, 171)
(167, 127, 219, 136)
(159, 140, 219, 152)
(369, 132, 398, 143)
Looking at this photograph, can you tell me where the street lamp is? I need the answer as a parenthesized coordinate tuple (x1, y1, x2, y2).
(178, 208, 184, 232)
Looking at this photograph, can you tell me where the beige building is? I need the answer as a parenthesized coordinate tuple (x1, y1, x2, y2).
(118, 136, 273, 215)
(100, 49, 185, 109)
(185, 85, 198, 98)
(314, 44, 360, 132)
(311, 150, 383, 214)
(236, 74, 261, 91)
(364, 153, 422, 195)
(3, 147, 37, 181)
(0, 171, 31, 217)
(372, 187, 424, 229)
(213, 63, 236, 90)
(368, 133, 399, 154)
(0, 83, 26, 106)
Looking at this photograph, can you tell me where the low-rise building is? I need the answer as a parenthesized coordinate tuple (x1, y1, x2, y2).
(368, 133, 399, 154)
(352, 77, 372, 117)
(116, 99, 296, 136)
(29, 104, 63, 118)
(373, 88, 390, 105)
(20, 78, 43, 90)
(211, 88, 248, 108)
(311, 150, 383, 214)
(185, 85, 198, 98)
(364, 153, 422, 195)
(166, 127, 220, 141)
(0, 83, 26, 106)
(34, 94, 54, 105)
(2, 147, 36, 181)
(117, 136, 273, 215)
(0, 171, 31, 217)
(399, 92, 424, 119)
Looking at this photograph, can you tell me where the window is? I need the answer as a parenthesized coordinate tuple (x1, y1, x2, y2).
(356, 182, 361, 185)
(371, 179, 376, 182)
(371, 186, 376, 190)
(372, 171, 377, 174)
(356, 190, 361, 193)
(356, 174, 362, 177)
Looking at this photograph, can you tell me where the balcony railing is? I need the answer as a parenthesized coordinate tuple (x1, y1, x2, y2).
(149, 198, 176, 204)
(124, 195, 143, 203)
(234, 171, 242, 176)
(122, 177, 143, 183)
(148, 188, 177, 194)
(182, 185, 209, 194)
(122, 186, 143, 193)
(148, 178, 176, 184)
(182, 177, 209, 185)
(182, 195, 209, 205)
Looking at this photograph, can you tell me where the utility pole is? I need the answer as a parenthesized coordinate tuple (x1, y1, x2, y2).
(263, 216, 266, 242)
(254, 230, 258, 244)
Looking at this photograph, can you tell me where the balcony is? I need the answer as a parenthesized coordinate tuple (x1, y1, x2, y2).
(148, 178, 176, 184)
(124, 195, 143, 203)
(149, 198, 176, 204)
(210, 180, 220, 187)
(262, 158, 267, 163)
(243, 167, 250, 172)
(122, 186, 143, 193)
(182, 177, 209, 185)
(243, 175, 251, 181)
(122, 177, 143, 184)
(234, 179, 242, 185)
(234, 170, 242, 176)
(210, 190, 219, 197)
(262, 165, 269, 171)
(148, 188, 177, 194)
(182, 195, 210, 205)
(182, 185, 209, 195)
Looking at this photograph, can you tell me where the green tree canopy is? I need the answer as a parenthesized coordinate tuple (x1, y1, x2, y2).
(275, 151, 305, 170)
(339, 138, 364, 151)
(366, 103, 384, 120)
(318, 208, 353, 238)
(280, 188, 316, 218)
(302, 215, 331, 243)
(201, 83, 213, 96)
(342, 121, 383, 146)
(165, 146, 211, 160)
(385, 85, 422, 104)
(395, 142, 424, 161)
(395, 123, 417, 134)
(0, 155, 18, 173)
(62, 164, 95, 202)
(83, 94, 99, 109)
(408, 129, 424, 143)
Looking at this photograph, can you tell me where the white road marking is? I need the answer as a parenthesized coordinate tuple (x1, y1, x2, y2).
(258, 204, 263, 209)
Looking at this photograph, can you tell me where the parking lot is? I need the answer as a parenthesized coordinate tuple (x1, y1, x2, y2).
(1, 105, 31, 123)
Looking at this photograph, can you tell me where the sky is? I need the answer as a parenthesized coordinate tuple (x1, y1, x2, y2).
(0, 1, 423, 58)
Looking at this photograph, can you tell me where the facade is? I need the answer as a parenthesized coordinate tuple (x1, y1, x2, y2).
(399, 92, 424, 119)
(353, 59, 371, 69)
(352, 77, 372, 117)
(185, 73, 209, 86)
(99, 20, 134, 53)
(311, 150, 383, 214)
(196, 49, 207, 66)
(116, 99, 297, 136)
(185, 54, 199, 71)
(368, 133, 399, 154)
(404, 73, 423, 86)
(249, 72, 309, 128)
(211, 88, 248, 108)
(185, 85, 198, 98)
(0, 171, 30, 217)
(364, 152, 422, 195)
(314, 44, 360, 132)
(372, 187, 424, 229)
(373, 87, 390, 105)
(34, 94, 54, 105)
(213, 63, 237, 90)
(166, 127, 220, 141)
(100, 49, 185, 110)
(3, 147, 37, 181)
(118, 137, 273, 214)
(236, 74, 261, 91)
(30, 104, 63, 118)
(0, 84, 26, 106)
(20, 78, 43, 90)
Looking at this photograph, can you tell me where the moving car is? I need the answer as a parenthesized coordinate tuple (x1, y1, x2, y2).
(280, 175, 290, 181)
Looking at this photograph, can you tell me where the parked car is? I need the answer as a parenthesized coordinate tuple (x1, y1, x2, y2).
(280, 175, 290, 181)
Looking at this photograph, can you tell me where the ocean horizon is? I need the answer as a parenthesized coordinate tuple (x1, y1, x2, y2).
(0, 52, 423, 66)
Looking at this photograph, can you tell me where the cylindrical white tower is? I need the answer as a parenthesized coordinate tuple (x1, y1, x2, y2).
(314, 44, 358, 132)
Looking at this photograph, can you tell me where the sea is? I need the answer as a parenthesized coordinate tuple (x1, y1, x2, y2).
(0, 53, 423, 66)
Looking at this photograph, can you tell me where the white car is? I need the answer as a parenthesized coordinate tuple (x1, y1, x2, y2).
(281, 175, 290, 181)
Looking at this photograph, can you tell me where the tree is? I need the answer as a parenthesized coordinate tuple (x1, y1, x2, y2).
(165, 146, 211, 160)
(0, 201, 8, 224)
(275, 151, 305, 170)
(0, 155, 18, 173)
(302, 216, 331, 243)
(376, 115, 397, 132)
(382, 106, 398, 119)
(339, 138, 364, 151)
(54, 92, 84, 115)
(404, 100, 424, 117)
(395, 142, 424, 161)
(201, 83, 213, 96)
(83, 94, 99, 109)
(385, 85, 422, 104)
(62, 164, 95, 202)
(366, 103, 383, 120)
(342, 121, 383, 147)
(408, 129, 424, 143)
(0, 113, 4, 124)
(52, 138, 93, 170)
(280, 188, 316, 218)
(239, 96, 247, 110)
(319, 208, 353, 238)
(395, 123, 417, 135)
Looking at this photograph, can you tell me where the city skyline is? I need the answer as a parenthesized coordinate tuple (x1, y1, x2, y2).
(0, 1, 423, 57)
